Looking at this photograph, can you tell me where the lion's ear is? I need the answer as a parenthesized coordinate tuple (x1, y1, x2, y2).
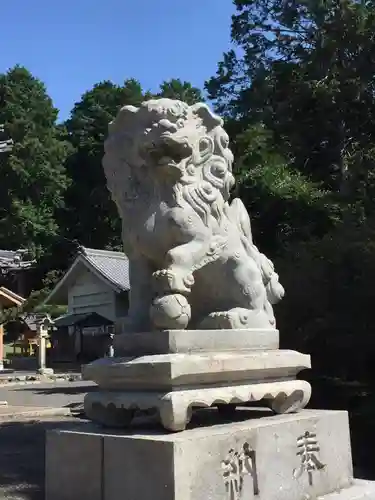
(191, 103, 223, 130)
(109, 105, 139, 135)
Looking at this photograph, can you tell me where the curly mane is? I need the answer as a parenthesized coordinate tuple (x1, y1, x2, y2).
(103, 99, 235, 227)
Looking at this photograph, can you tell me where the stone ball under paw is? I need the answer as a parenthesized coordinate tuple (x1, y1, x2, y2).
(150, 294, 191, 330)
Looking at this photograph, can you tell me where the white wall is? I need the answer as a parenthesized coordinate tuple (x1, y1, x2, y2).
(67, 266, 116, 321)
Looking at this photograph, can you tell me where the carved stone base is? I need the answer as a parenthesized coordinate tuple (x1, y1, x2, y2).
(82, 329, 311, 432)
(46, 410, 374, 500)
(83, 349, 311, 390)
(84, 379, 311, 431)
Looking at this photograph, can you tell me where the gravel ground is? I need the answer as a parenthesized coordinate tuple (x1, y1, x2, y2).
(0, 416, 88, 500)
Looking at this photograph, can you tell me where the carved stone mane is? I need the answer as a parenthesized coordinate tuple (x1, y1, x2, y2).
(103, 99, 234, 222)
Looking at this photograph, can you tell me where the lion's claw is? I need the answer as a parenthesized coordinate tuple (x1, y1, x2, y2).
(152, 269, 194, 294)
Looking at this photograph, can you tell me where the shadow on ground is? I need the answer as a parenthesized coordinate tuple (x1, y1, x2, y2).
(0, 416, 88, 500)
(14, 384, 96, 396)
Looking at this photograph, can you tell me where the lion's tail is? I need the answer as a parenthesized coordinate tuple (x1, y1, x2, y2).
(228, 198, 285, 306)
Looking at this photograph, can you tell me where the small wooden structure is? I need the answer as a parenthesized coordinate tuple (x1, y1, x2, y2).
(52, 311, 113, 362)
(44, 247, 129, 361)
(0, 287, 25, 370)
(9, 313, 52, 356)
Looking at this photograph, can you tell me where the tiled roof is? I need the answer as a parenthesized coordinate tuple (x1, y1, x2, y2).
(0, 249, 35, 270)
(0, 250, 17, 260)
(19, 312, 53, 331)
(43, 246, 130, 305)
(54, 311, 113, 328)
(80, 247, 130, 291)
(0, 124, 13, 152)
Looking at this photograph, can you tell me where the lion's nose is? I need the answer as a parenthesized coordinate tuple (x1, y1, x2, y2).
(158, 119, 178, 133)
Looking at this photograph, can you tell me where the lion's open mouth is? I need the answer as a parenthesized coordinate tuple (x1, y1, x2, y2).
(148, 133, 193, 167)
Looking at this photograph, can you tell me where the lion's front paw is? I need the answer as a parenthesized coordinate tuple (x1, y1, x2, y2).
(152, 268, 194, 294)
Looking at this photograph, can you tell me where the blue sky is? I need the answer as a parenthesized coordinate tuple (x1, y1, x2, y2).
(1, 0, 234, 120)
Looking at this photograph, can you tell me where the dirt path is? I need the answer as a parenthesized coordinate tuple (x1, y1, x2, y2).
(0, 381, 95, 409)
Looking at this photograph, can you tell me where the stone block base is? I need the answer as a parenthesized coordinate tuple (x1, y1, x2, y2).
(45, 409, 375, 500)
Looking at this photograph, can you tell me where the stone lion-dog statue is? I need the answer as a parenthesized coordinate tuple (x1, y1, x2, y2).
(103, 98, 284, 331)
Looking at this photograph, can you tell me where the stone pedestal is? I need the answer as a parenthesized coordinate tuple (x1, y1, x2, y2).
(82, 328, 312, 431)
(36, 315, 53, 374)
(38, 333, 47, 371)
(74, 330, 375, 499)
(45, 409, 375, 500)
(37, 367, 54, 376)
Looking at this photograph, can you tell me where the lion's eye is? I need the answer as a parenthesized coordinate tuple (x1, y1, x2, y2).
(199, 138, 210, 153)
(176, 119, 185, 129)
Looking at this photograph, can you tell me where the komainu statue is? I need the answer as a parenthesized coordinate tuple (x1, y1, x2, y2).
(103, 99, 284, 331)
(82, 98, 311, 433)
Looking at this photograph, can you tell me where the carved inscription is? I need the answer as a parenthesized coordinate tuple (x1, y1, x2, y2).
(293, 431, 325, 485)
(221, 443, 259, 500)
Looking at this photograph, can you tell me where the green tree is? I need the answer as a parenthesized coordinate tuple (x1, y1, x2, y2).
(22, 269, 67, 317)
(61, 79, 144, 250)
(205, 1, 375, 399)
(0, 269, 67, 326)
(206, 1, 375, 218)
(157, 78, 204, 104)
(231, 123, 336, 254)
(0, 66, 71, 257)
(276, 217, 375, 384)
